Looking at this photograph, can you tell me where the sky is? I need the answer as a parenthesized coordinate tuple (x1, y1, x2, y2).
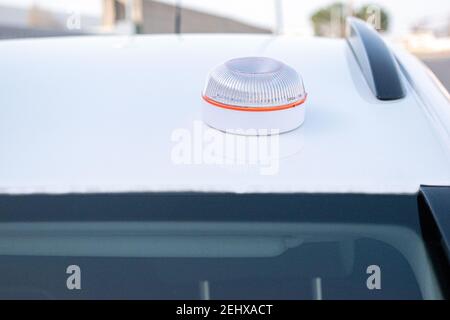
(0, 0, 449, 36)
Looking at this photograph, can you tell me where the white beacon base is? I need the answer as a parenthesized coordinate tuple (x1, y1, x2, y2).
(202, 99, 306, 135)
(202, 57, 307, 136)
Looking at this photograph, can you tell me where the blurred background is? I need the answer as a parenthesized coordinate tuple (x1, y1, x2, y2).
(0, 0, 449, 90)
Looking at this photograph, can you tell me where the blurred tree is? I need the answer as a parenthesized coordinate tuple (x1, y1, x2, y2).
(311, 2, 347, 37)
(311, 2, 390, 37)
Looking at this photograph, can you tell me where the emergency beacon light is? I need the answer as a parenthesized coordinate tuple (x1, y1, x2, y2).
(202, 57, 307, 135)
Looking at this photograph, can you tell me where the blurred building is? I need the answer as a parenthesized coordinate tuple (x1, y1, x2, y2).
(0, 4, 99, 39)
(400, 32, 450, 57)
(0, 0, 270, 39)
(102, 0, 271, 34)
(411, 15, 450, 37)
(400, 14, 450, 57)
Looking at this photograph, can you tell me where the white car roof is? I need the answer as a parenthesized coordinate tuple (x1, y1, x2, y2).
(1, 34, 450, 195)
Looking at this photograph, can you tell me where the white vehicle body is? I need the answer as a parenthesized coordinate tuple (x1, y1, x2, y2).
(1, 34, 450, 195)
(1, 28, 450, 301)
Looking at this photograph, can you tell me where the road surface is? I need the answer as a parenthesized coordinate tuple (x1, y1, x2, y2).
(423, 57, 450, 92)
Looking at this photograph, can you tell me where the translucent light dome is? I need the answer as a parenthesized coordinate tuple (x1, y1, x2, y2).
(202, 57, 307, 135)
(203, 57, 306, 109)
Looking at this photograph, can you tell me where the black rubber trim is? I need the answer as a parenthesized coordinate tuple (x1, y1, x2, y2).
(346, 17, 406, 101)
(418, 186, 450, 299)
(0, 192, 420, 227)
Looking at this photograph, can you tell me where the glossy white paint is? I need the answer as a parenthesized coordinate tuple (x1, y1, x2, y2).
(0, 34, 449, 194)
